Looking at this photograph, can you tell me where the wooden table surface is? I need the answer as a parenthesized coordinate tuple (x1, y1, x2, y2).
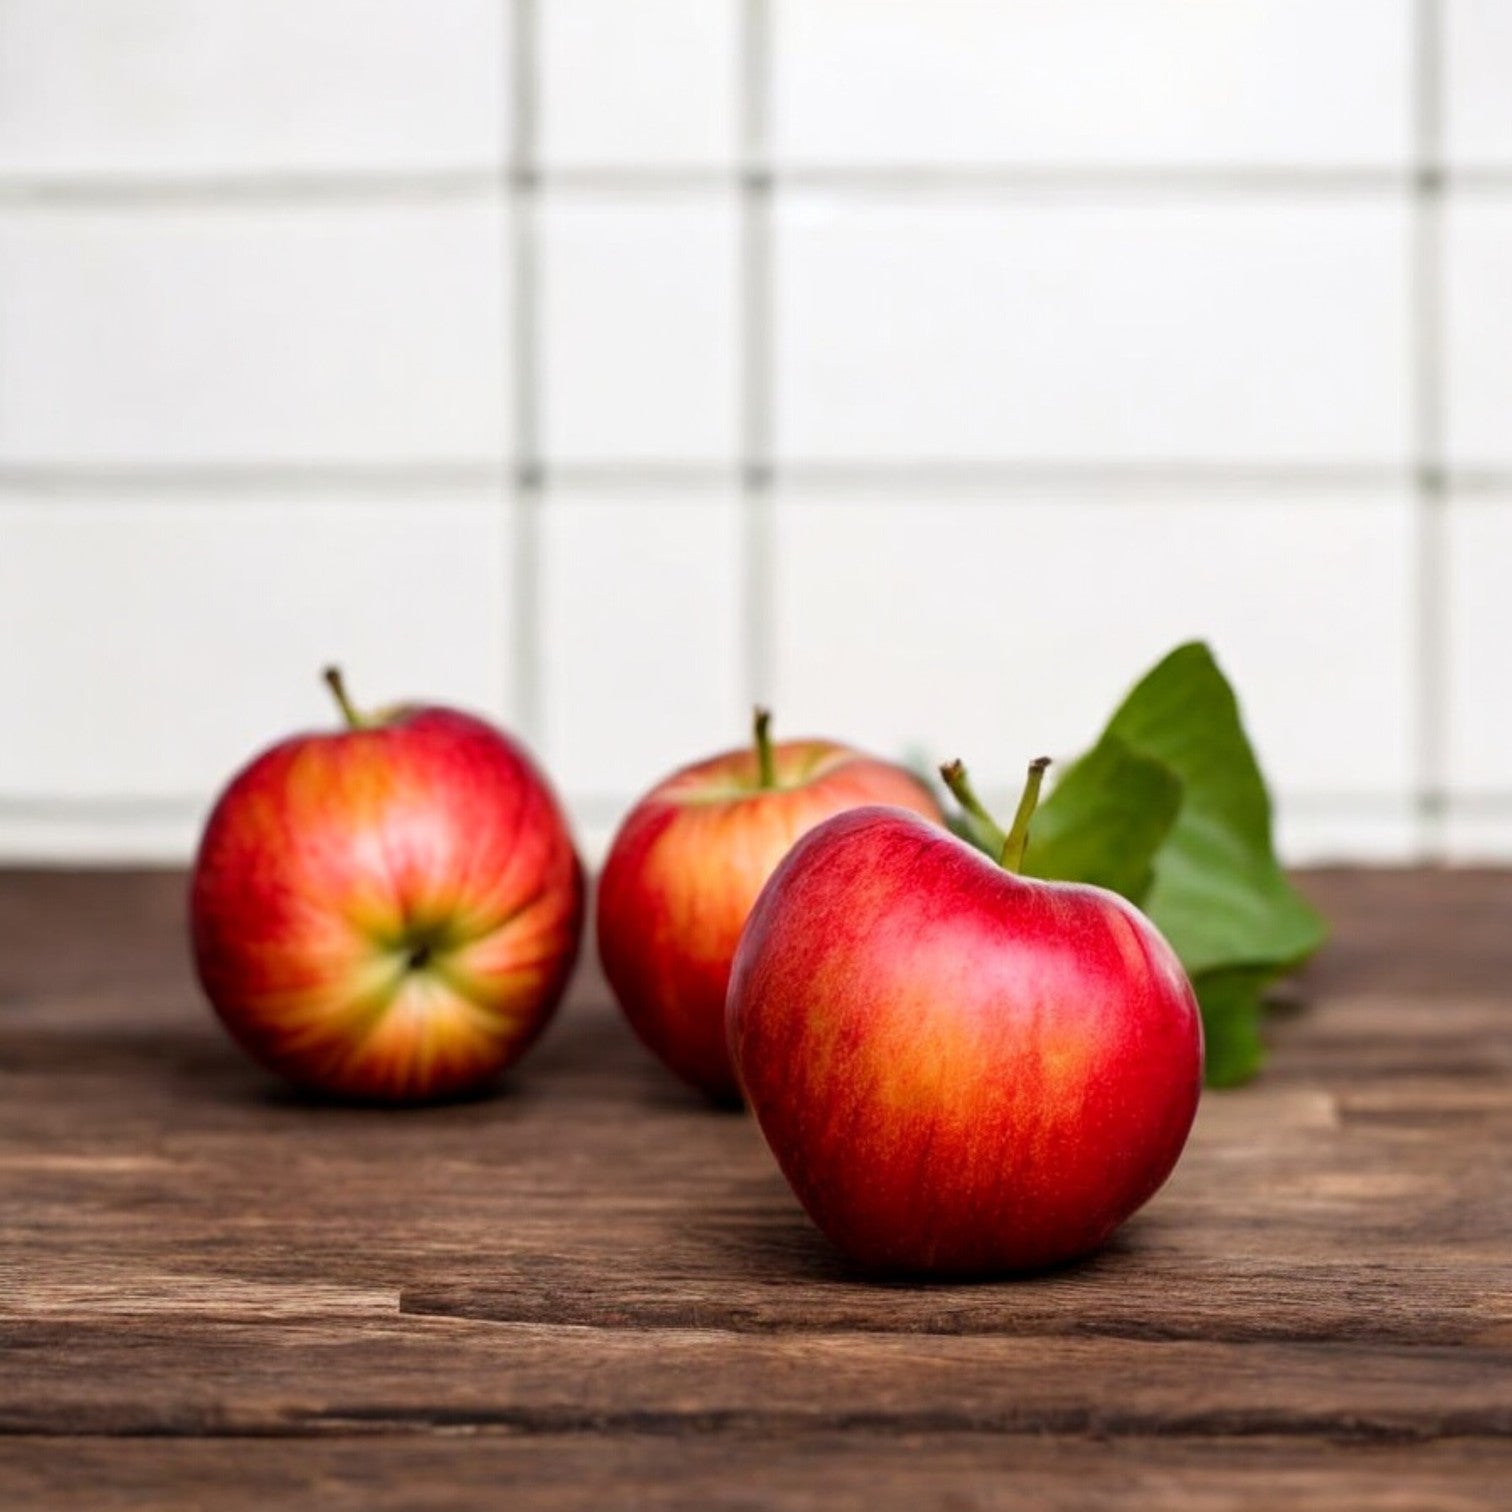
(1, 868, 1509, 1509)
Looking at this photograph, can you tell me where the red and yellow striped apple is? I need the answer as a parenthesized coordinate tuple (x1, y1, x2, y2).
(597, 712, 941, 1102)
(190, 669, 583, 1102)
(728, 758, 1203, 1275)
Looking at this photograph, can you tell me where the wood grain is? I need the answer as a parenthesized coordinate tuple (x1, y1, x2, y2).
(4, 1436, 1512, 1512)
(1, 867, 1509, 1508)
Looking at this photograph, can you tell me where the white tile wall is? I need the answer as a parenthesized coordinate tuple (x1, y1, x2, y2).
(0, 204, 509, 466)
(540, 493, 744, 802)
(0, 0, 507, 176)
(1445, 199, 1512, 470)
(1444, 811, 1512, 862)
(772, 494, 1416, 808)
(539, 194, 739, 464)
(539, 0, 739, 168)
(774, 195, 1411, 466)
(0, 497, 513, 803)
(1445, 0, 1512, 166)
(1446, 501, 1512, 794)
(1276, 807, 1423, 867)
(773, 1, 1413, 168)
(2, 0, 1512, 867)
(0, 806, 202, 867)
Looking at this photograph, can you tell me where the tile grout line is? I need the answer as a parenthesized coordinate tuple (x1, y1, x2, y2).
(739, 0, 775, 710)
(1412, 0, 1449, 859)
(8, 789, 1512, 825)
(11, 460, 1512, 498)
(509, 0, 543, 745)
(9, 164, 1512, 207)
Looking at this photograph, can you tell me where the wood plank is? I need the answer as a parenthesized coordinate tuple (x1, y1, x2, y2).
(400, 1253, 1512, 1345)
(0, 1316, 1509, 1439)
(4, 1435, 1512, 1512)
(1295, 868, 1512, 1000)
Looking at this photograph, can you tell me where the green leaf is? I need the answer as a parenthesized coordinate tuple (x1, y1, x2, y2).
(1023, 736, 1183, 903)
(928, 642, 1324, 1086)
(1191, 966, 1272, 1088)
(1000, 641, 1324, 1089)
(1097, 642, 1326, 982)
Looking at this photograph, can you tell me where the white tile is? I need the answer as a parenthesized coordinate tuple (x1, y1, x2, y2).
(774, 196, 1410, 466)
(540, 195, 739, 464)
(1446, 1, 1512, 166)
(774, 1, 1412, 168)
(0, 204, 508, 466)
(1446, 200, 1512, 469)
(0, 0, 506, 175)
(0, 807, 202, 865)
(772, 493, 1416, 804)
(1446, 501, 1512, 792)
(1443, 810, 1512, 862)
(1275, 805, 1421, 866)
(565, 811, 620, 874)
(0, 497, 513, 803)
(540, 493, 744, 799)
(539, 0, 738, 167)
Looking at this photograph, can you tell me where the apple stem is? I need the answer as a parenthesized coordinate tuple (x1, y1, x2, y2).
(322, 665, 368, 730)
(1000, 756, 1052, 873)
(939, 760, 1009, 858)
(940, 756, 1052, 874)
(753, 706, 777, 789)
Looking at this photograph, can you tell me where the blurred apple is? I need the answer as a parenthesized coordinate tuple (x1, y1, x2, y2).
(190, 668, 583, 1101)
(597, 710, 941, 1102)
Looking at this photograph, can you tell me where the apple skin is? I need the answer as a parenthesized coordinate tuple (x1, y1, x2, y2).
(728, 805, 1203, 1275)
(191, 704, 583, 1102)
(597, 740, 941, 1103)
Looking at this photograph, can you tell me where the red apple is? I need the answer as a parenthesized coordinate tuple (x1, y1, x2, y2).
(190, 668, 583, 1102)
(727, 757, 1203, 1275)
(597, 711, 942, 1102)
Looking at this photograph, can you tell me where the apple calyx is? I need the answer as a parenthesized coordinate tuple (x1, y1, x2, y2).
(940, 756, 1052, 874)
(381, 917, 457, 981)
(753, 706, 778, 790)
(322, 665, 370, 731)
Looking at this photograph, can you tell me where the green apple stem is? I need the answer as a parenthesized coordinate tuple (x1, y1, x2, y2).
(938, 760, 1008, 858)
(940, 756, 1051, 874)
(1000, 756, 1052, 873)
(753, 706, 777, 789)
(322, 666, 368, 730)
